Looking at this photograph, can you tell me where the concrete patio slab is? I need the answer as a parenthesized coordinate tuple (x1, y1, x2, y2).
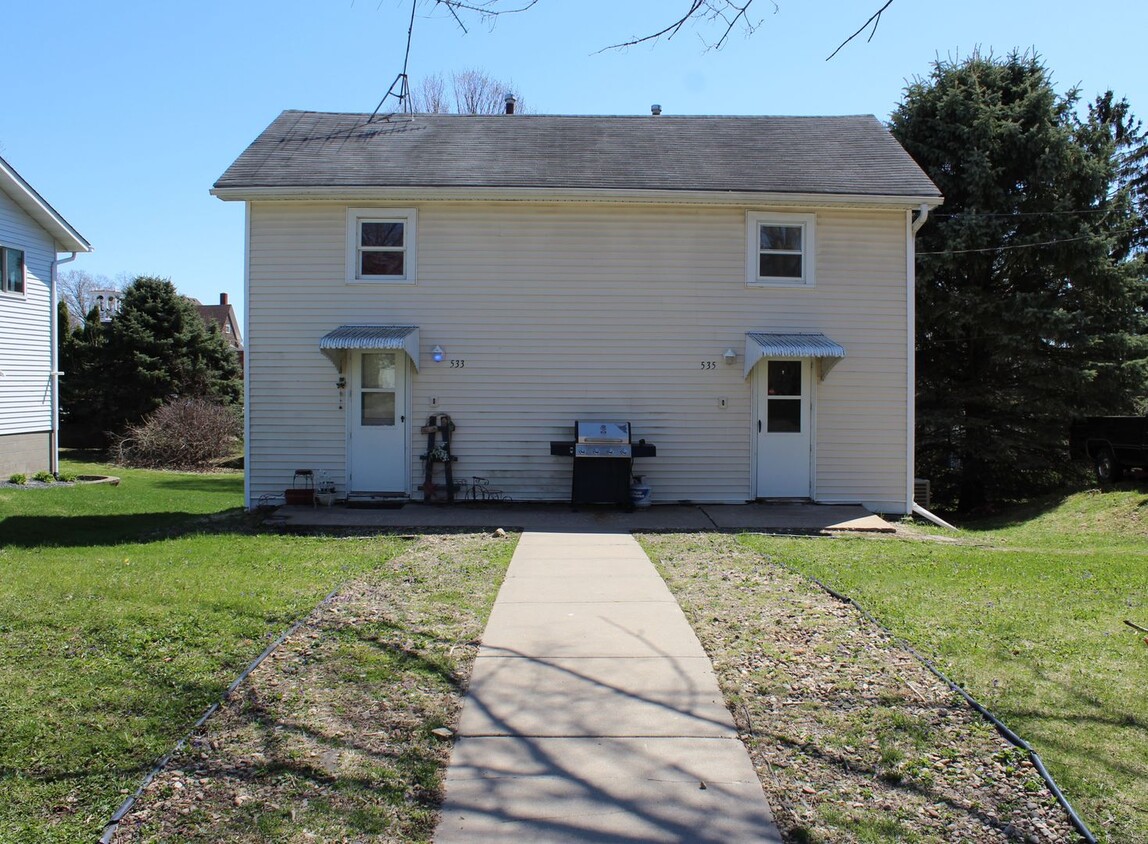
(437, 736, 780, 843)
(271, 500, 894, 534)
(701, 502, 894, 532)
(458, 655, 735, 738)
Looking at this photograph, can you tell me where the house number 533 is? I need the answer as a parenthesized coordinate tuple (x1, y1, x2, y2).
(449, 359, 466, 368)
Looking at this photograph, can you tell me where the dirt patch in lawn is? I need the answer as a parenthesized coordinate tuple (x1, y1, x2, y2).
(642, 532, 1083, 844)
(110, 532, 512, 844)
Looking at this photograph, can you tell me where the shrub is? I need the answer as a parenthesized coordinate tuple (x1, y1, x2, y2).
(112, 398, 241, 470)
(8, 473, 27, 485)
(32, 471, 55, 484)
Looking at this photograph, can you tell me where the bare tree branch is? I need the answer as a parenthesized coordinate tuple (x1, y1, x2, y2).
(597, 1, 773, 53)
(411, 72, 449, 112)
(825, 0, 893, 61)
(411, 0, 894, 81)
(453, 69, 512, 114)
(410, 68, 523, 114)
(57, 270, 125, 326)
(432, 0, 538, 29)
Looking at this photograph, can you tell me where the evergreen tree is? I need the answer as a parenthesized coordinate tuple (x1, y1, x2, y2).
(58, 301, 110, 445)
(890, 52, 1148, 510)
(60, 276, 242, 441)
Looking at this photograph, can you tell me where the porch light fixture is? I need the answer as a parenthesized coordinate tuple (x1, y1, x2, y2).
(723, 348, 737, 365)
(431, 345, 445, 363)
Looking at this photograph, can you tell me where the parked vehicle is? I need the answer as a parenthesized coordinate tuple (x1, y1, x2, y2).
(1069, 416, 1148, 483)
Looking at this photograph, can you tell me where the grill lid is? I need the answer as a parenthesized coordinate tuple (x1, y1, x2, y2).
(575, 421, 630, 443)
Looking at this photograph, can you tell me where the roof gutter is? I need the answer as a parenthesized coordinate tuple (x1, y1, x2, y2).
(210, 184, 944, 211)
(50, 251, 80, 477)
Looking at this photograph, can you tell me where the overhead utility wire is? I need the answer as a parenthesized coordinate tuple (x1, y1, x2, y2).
(918, 225, 1148, 255)
(931, 208, 1117, 219)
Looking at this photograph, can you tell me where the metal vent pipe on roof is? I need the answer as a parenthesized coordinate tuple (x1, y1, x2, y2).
(504, 94, 516, 115)
(651, 104, 662, 116)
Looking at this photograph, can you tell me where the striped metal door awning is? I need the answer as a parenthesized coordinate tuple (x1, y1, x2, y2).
(319, 325, 420, 371)
(744, 332, 846, 379)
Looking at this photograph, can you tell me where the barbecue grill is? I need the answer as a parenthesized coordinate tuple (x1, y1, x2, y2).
(550, 420, 656, 506)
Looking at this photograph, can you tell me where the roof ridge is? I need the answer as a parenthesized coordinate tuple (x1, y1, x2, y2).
(280, 109, 879, 120)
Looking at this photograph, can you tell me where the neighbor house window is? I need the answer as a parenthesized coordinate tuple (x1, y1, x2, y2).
(746, 212, 816, 287)
(1, 246, 25, 295)
(346, 208, 416, 283)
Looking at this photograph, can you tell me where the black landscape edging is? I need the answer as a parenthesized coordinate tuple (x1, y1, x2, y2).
(801, 572, 1098, 844)
(98, 581, 347, 843)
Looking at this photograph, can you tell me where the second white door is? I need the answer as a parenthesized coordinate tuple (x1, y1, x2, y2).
(755, 358, 811, 498)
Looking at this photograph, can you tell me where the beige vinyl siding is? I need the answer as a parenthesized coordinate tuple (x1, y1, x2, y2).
(0, 188, 56, 437)
(246, 201, 909, 510)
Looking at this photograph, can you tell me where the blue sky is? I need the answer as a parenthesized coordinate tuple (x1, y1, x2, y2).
(5, 0, 1145, 325)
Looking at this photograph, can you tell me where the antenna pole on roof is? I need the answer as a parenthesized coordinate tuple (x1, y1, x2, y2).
(369, 0, 418, 121)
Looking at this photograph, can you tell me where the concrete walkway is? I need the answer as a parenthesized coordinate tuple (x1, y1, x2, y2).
(434, 532, 783, 843)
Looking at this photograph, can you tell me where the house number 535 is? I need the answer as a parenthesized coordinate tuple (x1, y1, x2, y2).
(699, 361, 717, 370)
(449, 359, 466, 368)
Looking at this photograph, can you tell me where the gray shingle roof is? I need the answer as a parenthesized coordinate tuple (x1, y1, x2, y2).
(214, 110, 940, 199)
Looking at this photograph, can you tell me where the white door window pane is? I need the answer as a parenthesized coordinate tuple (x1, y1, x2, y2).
(361, 353, 396, 389)
(362, 392, 396, 426)
(767, 400, 802, 433)
(767, 361, 801, 396)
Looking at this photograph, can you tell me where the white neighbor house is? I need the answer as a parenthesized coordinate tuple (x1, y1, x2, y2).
(214, 110, 942, 512)
(0, 156, 91, 478)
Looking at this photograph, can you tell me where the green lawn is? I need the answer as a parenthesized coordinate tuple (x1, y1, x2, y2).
(0, 461, 409, 844)
(739, 487, 1148, 844)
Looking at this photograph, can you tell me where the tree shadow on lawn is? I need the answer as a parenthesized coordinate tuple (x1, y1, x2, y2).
(150, 475, 244, 494)
(951, 478, 1148, 532)
(1, 509, 250, 548)
(997, 663, 1148, 782)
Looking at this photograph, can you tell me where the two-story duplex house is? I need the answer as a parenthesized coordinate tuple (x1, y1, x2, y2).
(213, 109, 941, 512)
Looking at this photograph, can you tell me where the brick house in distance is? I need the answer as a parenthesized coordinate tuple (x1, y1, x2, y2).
(194, 292, 243, 367)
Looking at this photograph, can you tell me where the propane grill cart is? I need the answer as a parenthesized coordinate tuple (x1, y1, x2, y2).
(550, 420, 656, 506)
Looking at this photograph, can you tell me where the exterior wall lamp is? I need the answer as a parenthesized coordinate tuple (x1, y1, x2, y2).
(723, 348, 737, 365)
(431, 345, 445, 363)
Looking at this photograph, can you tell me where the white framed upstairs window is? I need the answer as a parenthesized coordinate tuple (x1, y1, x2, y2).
(1, 246, 25, 296)
(346, 208, 416, 284)
(746, 212, 816, 287)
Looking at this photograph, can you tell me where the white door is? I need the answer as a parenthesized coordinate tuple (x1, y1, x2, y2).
(348, 351, 408, 492)
(755, 359, 812, 498)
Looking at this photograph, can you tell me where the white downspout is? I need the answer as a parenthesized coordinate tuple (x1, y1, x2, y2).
(242, 201, 252, 510)
(906, 204, 930, 514)
(911, 203, 931, 235)
(50, 252, 79, 477)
